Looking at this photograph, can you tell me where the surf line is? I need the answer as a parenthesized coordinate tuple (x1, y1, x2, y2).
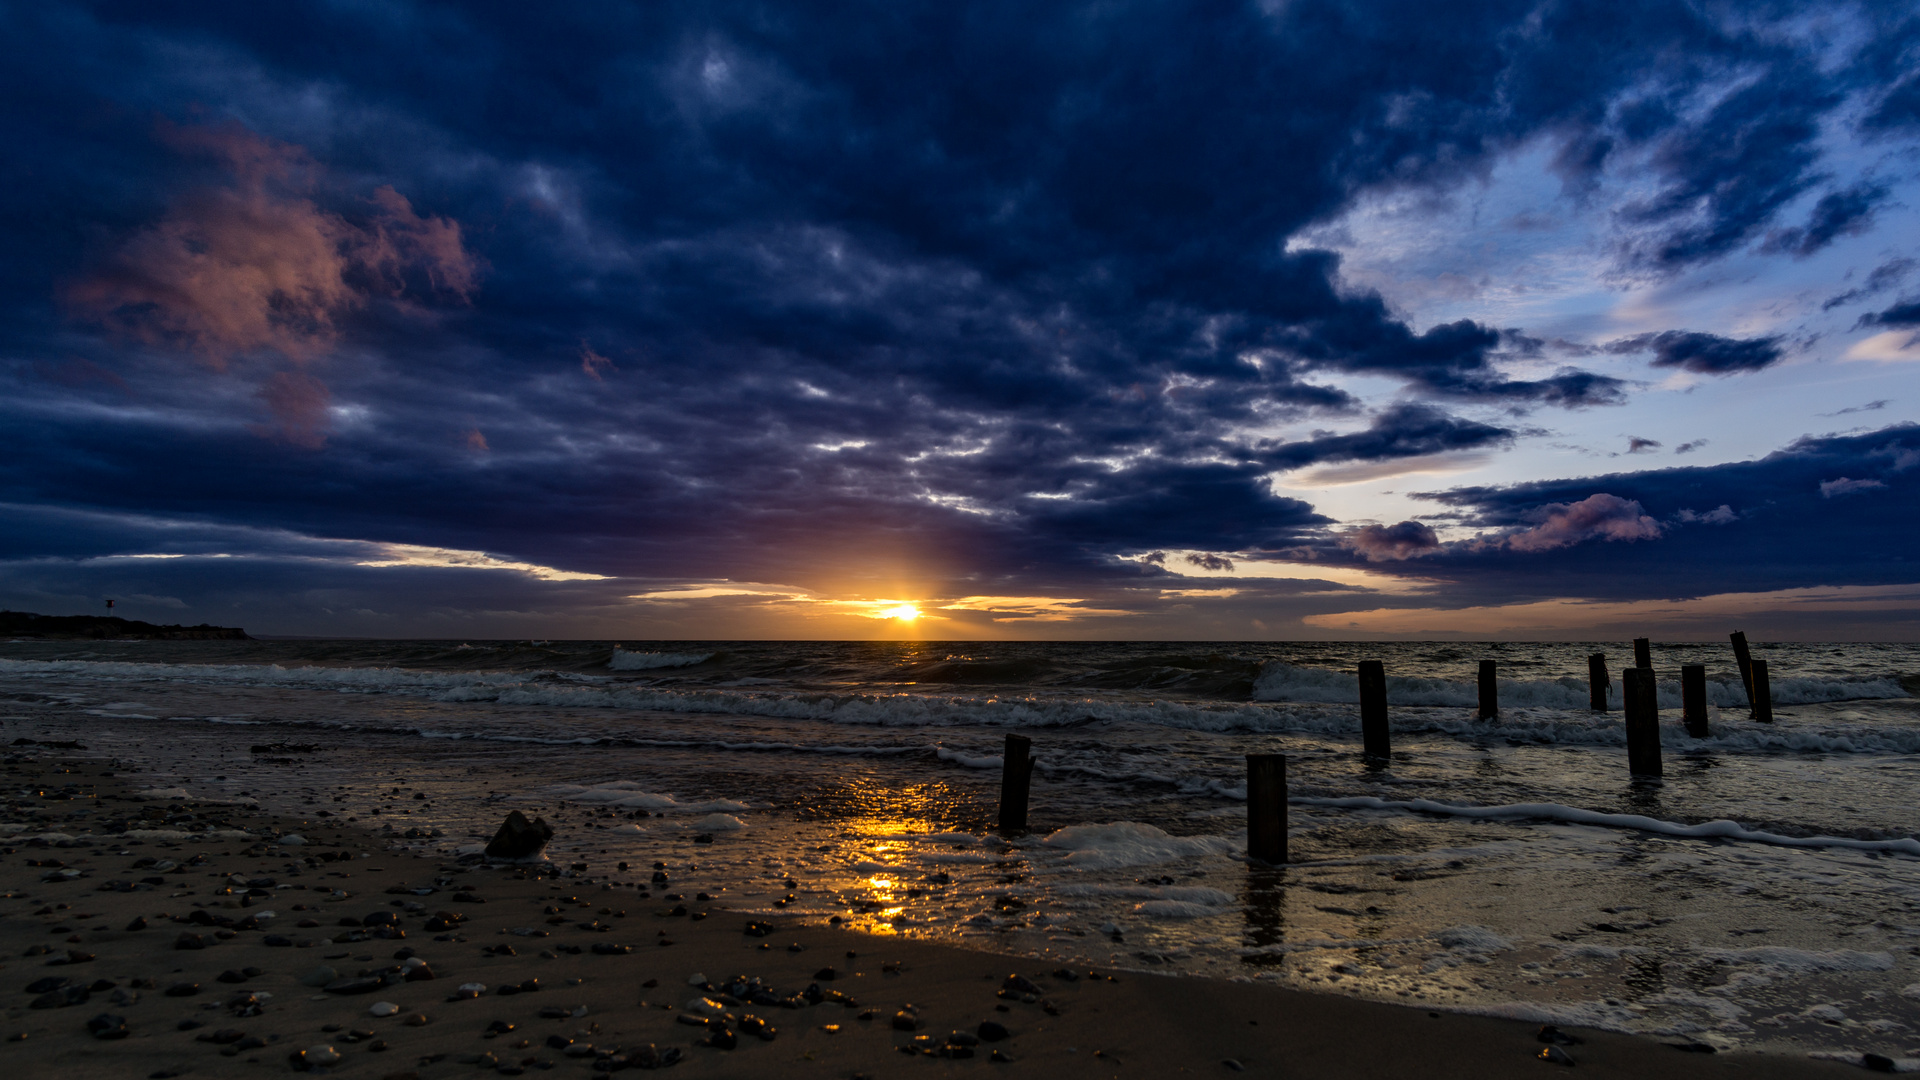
(1292, 796, 1920, 857)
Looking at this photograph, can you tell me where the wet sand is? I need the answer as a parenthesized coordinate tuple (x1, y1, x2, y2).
(0, 749, 1858, 1079)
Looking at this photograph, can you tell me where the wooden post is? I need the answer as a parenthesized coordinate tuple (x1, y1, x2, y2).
(1681, 664, 1709, 738)
(1622, 668, 1662, 777)
(1633, 637, 1652, 670)
(997, 734, 1035, 833)
(1246, 754, 1287, 865)
(1730, 631, 1755, 708)
(1750, 659, 1774, 723)
(1358, 660, 1390, 761)
(1477, 660, 1498, 720)
(1588, 653, 1609, 711)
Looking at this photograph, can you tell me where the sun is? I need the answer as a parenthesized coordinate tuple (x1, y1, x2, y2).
(879, 603, 921, 621)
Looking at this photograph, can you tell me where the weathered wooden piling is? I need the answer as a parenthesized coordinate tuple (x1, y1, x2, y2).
(1477, 659, 1498, 720)
(1633, 637, 1652, 670)
(1750, 658, 1774, 723)
(1681, 663, 1710, 737)
(1588, 653, 1609, 711)
(1730, 631, 1755, 706)
(1358, 660, 1390, 761)
(1622, 667, 1662, 776)
(997, 734, 1036, 832)
(1246, 754, 1288, 865)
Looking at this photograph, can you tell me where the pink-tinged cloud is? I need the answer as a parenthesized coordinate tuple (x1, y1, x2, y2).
(464, 428, 490, 452)
(581, 345, 615, 380)
(1820, 476, 1886, 497)
(1503, 493, 1662, 552)
(68, 122, 480, 444)
(1341, 520, 1441, 561)
(256, 369, 331, 449)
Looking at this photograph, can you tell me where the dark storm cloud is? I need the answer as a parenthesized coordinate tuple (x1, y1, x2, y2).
(0, 1, 1913, 627)
(1396, 422, 1920, 602)
(1759, 182, 1889, 258)
(1858, 300, 1920, 329)
(1823, 258, 1915, 312)
(1606, 330, 1786, 375)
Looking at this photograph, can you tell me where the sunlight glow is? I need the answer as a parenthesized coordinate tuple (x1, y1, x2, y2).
(878, 604, 922, 621)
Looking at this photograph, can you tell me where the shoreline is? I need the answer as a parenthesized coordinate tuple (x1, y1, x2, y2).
(1, 747, 1863, 1078)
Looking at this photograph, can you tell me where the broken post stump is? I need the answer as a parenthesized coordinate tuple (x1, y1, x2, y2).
(1730, 631, 1755, 707)
(1246, 754, 1287, 865)
(1622, 667, 1663, 777)
(998, 734, 1036, 832)
(1477, 659, 1498, 720)
(1633, 637, 1652, 670)
(1750, 659, 1774, 723)
(1681, 663, 1710, 738)
(1588, 653, 1609, 711)
(1358, 660, 1390, 761)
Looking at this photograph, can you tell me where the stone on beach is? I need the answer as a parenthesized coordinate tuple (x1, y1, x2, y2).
(483, 810, 554, 860)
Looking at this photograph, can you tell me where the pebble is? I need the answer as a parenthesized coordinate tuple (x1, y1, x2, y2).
(976, 1020, 1011, 1042)
(369, 1001, 400, 1017)
(1221, 1060, 1245, 1072)
(85, 1013, 129, 1040)
(1538, 1046, 1576, 1066)
(402, 1013, 432, 1027)
(1537, 1025, 1583, 1046)
(295, 1037, 345, 1060)
(299, 966, 339, 988)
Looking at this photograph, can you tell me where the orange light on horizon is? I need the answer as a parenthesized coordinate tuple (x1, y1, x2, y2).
(878, 603, 922, 621)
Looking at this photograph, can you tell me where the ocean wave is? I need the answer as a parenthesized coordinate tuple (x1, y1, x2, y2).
(1251, 660, 1909, 708)
(1294, 796, 1920, 856)
(7, 656, 1920, 757)
(608, 649, 714, 671)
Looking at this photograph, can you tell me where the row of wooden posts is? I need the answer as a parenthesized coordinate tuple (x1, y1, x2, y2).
(995, 631, 1779, 864)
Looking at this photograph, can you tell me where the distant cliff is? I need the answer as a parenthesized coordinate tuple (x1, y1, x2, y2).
(0, 610, 249, 640)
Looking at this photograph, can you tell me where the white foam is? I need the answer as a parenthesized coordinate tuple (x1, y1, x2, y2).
(608, 649, 714, 671)
(1294, 796, 1920, 856)
(550, 782, 749, 814)
(687, 813, 746, 832)
(1038, 822, 1236, 869)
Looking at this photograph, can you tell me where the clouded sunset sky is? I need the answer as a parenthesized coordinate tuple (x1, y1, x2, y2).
(5, 1, 1920, 640)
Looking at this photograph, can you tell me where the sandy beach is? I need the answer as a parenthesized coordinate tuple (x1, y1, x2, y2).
(1, 746, 1862, 1079)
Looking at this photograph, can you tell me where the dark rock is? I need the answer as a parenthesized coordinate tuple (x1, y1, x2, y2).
(85, 1013, 128, 1040)
(976, 1021, 1011, 1042)
(24, 977, 69, 995)
(1666, 1041, 1716, 1054)
(125, 917, 147, 932)
(1537, 1025, 1583, 1046)
(1002, 973, 1042, 995)
(163, 982, 199, 997)
(892, 1010, 920, 1032)
(743, 921, 773, 938)
(197, 1028, 247, 1044)
(1864, 1054, 1896, 1074)
(1537, 1046, 1576, 1066)
(263, 934, 293, 947)
(216, 970, 249, 984)
(702, 1026, 738, 1050)
(362, 911, 398, 928)
(483, 811, 553, 860)
(322, 976, 383, 995)
(174, 932, 206, 950)
(738, 1014, 777, 1041)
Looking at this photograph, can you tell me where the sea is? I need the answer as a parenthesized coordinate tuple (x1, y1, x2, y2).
(3, 637, 1918, 1061)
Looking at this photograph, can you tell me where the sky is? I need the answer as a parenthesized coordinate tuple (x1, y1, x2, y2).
(3, 0, 1920, 641)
